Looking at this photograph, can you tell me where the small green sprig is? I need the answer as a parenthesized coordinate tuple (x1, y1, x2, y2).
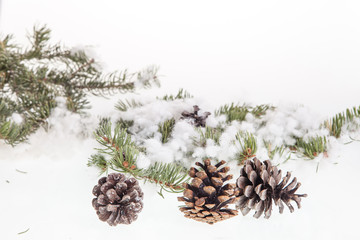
(91, 118, 188, 196)
(0, 25, 159, 145)
(158, 118, 176, 143)
(160, 88, 193, 101)
(324, 106, 360, 138)
(295, 136, 328, 159)
(263, 141, 290, 161)
(216, 103, 273, 122)
(94, 118, 141, 174)
(143, 162, 189, 197)
(193, 126, 222, 147)
(235, 131, 257, 164)
(115, 99, 143, 112)
(88, 154, 108, 174)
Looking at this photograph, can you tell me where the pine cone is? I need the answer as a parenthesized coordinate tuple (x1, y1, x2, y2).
(236, 158, 307, 219)
(181, 105, 211, 127)
(92, 173, 144, 226)
(178, 159, 238, 224)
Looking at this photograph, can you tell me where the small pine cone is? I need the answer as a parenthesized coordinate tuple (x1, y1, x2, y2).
(178, 159, 238, 224)
(181, 105, 211, 127)
(236, 158, 307, 219)
(92, 173, 144, 226)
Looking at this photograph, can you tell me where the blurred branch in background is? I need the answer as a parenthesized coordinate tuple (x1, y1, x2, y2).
(0, 25, 159, 145)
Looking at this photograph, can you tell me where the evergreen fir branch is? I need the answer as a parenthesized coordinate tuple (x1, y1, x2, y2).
(324, 106, 360, 138)
(252, 104, 275, 117)
(235, 131, 257, 164)
(91, 118, 189, 196)
(263, 140, 290, 160)
(0, 25, 159, 145)
(295, 136, 328, 159)
(216, 103, 249, 122)
(28, 25, 51, 55)
(193, 126, 221, 147)
(143, 162, 189, 197)
(115, 99, 143, 112)
(0, 120, 26, 145)
(160, 88, 193, 101)
(116, 119, 134, 132)
(216, 103, 273, 122)
(0, 98, 29, 145)
(88, 154, 108, 174)
(158, 118, 176, 143)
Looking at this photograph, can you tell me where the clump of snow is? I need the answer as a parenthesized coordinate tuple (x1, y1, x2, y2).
(136, 153, 151, 169)
(10, 113, 23, 124)
(134, 66, 160, 89)
(255, 104, 324, 147)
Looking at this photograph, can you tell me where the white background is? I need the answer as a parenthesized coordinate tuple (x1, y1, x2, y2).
(1, 0, 360, 114)
(1, 1, 360, 240)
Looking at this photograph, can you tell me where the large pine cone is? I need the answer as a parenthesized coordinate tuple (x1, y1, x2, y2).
(178, 159, 238, 224)
(92, 173, 144, 226)
(236, 158, 307, 219)
(181, 105, 210, 127)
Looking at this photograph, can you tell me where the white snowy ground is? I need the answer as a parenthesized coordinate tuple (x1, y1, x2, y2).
(1, 1, 360, 240)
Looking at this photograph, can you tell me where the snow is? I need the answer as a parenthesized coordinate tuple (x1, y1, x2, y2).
(1, 0, 360, 239)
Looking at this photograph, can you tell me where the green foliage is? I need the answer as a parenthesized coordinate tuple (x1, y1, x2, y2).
(252, 104, 275, 118)
(143, 162, 189, 197)
(160, 88, 192, 101)
(116, 119, 134, 133)
(88, 154, 108, 174)
(193, 126, 222, 147)
(94, 118, 141, 174)
(158, 118, 176, 143)
(115, 99, 143, 112)
(235, 131, 257, 164)
(0, 99, 29, 145)
(0, 25, 159, 145)
(295, 136, 328, 159)
(215, 103, 273, 122)
(324, 106, 360, 138)
(263, 140, 290, 161)
(90, 118, 188, 196)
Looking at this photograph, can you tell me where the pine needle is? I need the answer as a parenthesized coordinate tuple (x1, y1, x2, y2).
(295, 136, 328, 159)
(160, 88, 193, 101)
(158, 118, 176, 143)
(15, 169, 27, 174)
(235, 132, 257, 164)
(17, 228, 30, 235)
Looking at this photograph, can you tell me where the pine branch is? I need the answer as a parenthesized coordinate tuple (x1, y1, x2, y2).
(116, 119, 134, 133)
(0, 98, 30, 145)
(0, 25, 159, 145)
(143, 162, 189, 197)
(94, 118, 141, 174)
(91, 118, 189, 196)
(295, 136, 328, 159)
(193, 126, 221, 147)
(216, 103, 273, 122)
(88, 154, 108, 174)
(263, 140, 291, 161)
(160, 88, 193, 101)
(324, 106, 360, 138)
(235, 131, 257, 164)
(115, 99, 143, 112)
(158, 118, 176, 143)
